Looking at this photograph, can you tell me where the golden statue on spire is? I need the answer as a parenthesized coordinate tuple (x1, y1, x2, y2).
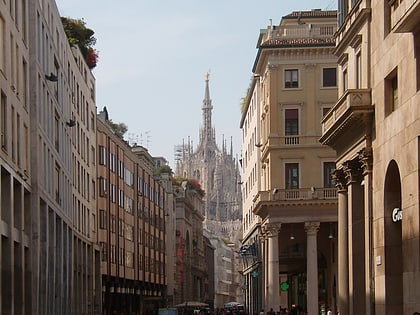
(205, 71, 210, 81)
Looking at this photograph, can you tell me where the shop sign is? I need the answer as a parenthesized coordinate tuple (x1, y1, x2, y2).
(392, 207, 402, 222)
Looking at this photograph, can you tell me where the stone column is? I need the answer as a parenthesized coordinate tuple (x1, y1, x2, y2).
(343, 160, 365, 315)
(265, 222, 281, 313)
(260, 233, 268, 310)
(333, 169, 348, 315)
(305, 222, 320, 315)
(359, 148, 373, 315)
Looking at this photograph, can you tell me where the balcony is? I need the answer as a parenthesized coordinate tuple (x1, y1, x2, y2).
(320, 88, 372, 147)
(391, 0, 420, 33)
(254, 187, 337, 203)
(253, 187, 338, 219)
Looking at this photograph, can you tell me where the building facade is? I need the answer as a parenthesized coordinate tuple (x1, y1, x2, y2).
(97, 111, 167, 314)
(245, 10, 339, 315)
(1, 0, 100, 313)
(172, 178, 208, 306)
(320, 0, 420, 314)
(240, 74, 264, 315)
(0, 0, 32, 313)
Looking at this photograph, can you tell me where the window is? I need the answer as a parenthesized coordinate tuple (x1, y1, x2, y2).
(100, 242, 107, 261)
(118, 160, 124, 178)
(99, 209, 107, 229)
(126, 251, 133, 268)
(285, 163, 299, 189)
(125, 224, 133, 241)
(54, 112, 59, 152)
(99, 176, 106, 197)
(109, 153, 115, 172)
(285, 69, 299, 88)
(1, 91, 6, 149)
(98, 145, 106, 165)
(0, 16, 4, 72)
(285, 109, 299, 135)
(385, 68, 398, 116)
(119, 219, 124, 237)
(356, 52, 362, 89)
(343, 67, 348, 93)
(118, 189, 124, 207)
(55, 163, 60, 204)
(322, 107, 331, 118)
(110, 215, 116, 233)
(323, 68, 337, 87)
(323, 162, 336, 188)
(110, 184, 115, 202)
(119, 248, 124, 266)
(110, 245, 116, 264)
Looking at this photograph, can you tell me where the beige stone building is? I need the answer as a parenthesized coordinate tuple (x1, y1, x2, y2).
(243, 9, 339, 315)
(0, 0, 31, 313)
(97, 111, 167, 314)
(320, 0, 420, 314)
(1, 0, 101, 313)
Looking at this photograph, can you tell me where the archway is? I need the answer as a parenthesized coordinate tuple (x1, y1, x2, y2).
(383, 160, 403, 314)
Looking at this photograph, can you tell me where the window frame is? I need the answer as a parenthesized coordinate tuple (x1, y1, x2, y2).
(323, 161, 336, 188)
(285, 162, 299, 189)
(284, 69, 299, 89)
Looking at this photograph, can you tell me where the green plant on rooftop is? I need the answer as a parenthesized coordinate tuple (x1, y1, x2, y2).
(61, 17, 99, 69)
(172, 177, 205, 197)
(106, 120, 128, 138)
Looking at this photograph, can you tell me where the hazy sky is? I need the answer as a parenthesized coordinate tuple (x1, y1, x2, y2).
(55, 0, 337, 167)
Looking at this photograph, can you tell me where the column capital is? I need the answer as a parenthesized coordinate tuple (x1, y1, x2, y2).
(333, 169, 347, 192)
(304, 222, 320, 235)
(263, 222, 281, 238)
(358, 148, 372, 175)
(343, 160, 363, 184)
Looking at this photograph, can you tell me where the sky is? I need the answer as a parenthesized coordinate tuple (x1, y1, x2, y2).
(55, 0, 337, 168)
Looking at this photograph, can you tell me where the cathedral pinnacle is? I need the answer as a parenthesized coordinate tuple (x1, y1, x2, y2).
(201, 71, 214, 143)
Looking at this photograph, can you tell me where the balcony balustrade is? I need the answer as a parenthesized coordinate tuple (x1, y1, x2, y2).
(263, 23, 337, 43)
(254, 187, 337, 204)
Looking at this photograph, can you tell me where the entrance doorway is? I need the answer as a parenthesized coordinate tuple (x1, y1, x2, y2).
(383, 160, 403, 314)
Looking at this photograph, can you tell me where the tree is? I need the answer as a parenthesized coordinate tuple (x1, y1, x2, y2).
(106, 120, 128, 138)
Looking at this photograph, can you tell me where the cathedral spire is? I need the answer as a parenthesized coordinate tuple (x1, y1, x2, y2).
(201, 71, 214, 143)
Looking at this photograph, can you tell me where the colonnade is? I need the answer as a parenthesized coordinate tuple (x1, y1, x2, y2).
(261, 221, 321, 315)
(333, 148, 373, 315)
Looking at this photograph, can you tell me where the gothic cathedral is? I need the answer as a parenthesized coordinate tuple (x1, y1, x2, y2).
(175, 73, 242, 238)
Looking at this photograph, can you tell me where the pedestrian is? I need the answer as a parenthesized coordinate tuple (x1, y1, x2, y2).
(327, 308, 332, 315)
(259, 309, 264, 315)
(413, 312, 420, 315)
